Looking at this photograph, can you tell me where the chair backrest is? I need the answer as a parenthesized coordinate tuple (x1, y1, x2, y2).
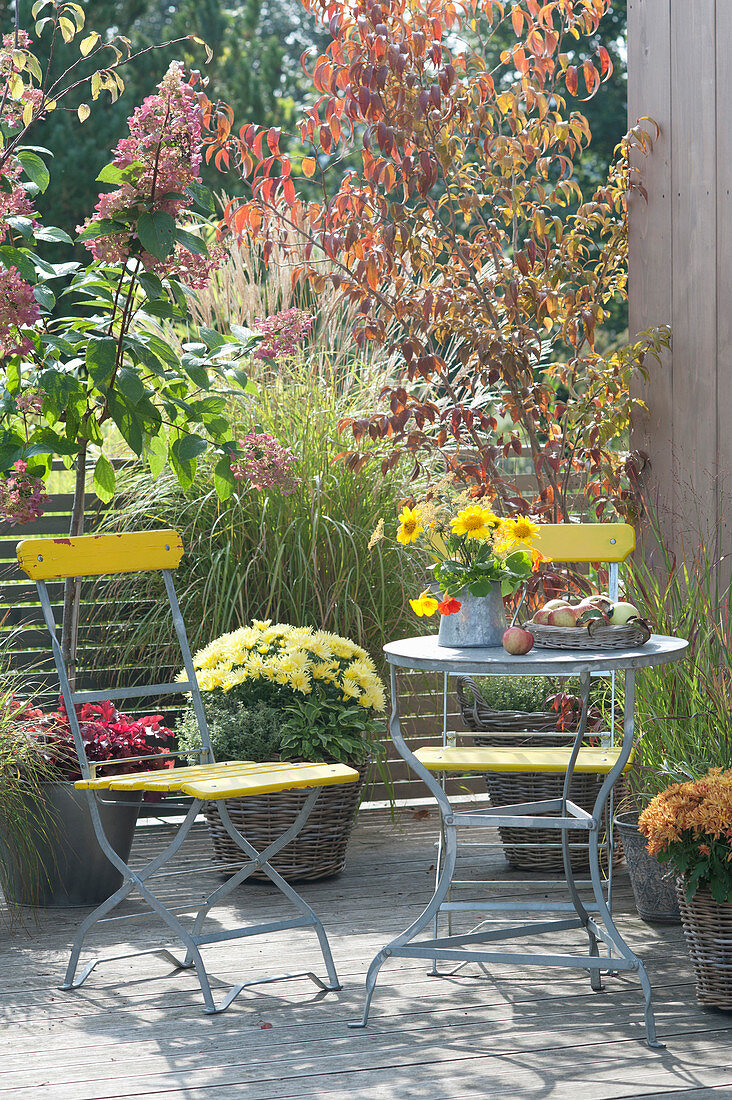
(531, 523, 635, 564)
(16, 529, 212, 781)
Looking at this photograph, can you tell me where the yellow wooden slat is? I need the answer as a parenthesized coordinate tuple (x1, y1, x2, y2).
(16, 530, 184, 579)
(76, 760, 359, 799)
(531, 524, 635, 563)
(414, 745, 630, 774)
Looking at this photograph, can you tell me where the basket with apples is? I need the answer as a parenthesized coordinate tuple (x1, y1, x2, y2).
(527, 594, 653, 650)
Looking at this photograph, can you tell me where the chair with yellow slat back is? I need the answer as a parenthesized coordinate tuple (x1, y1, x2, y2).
(16, 530, 358, 1015)
(413, 522, 636, 927)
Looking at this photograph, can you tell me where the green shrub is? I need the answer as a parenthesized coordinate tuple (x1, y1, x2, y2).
(177, 698, 283, 764)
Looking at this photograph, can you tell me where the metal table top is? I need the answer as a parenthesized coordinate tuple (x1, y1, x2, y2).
(383, 633, 688, 676)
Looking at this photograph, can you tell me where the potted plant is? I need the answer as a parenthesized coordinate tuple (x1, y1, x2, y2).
(0, 698, 173, 908)
(639, 769, 732, 1007)
(371, 489, 542, 647)
(177, 620, 387, 881)
(456, 675, 611, 871)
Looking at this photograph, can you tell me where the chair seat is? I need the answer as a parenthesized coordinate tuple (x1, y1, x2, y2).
(414, 745, 628, 775)
(76, 760, 360, 800)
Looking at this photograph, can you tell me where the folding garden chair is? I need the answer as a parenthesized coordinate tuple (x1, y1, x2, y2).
(424, 523, 636, 945)
(16, 529, 358, 1014)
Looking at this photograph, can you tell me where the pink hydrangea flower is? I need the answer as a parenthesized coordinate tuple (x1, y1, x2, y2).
(231, 432, 300, 494)
(0, 267, 40, 358)
(79, 63, 221, 288)
(0, 459, 49, 525)
(253, 309, 314, 360)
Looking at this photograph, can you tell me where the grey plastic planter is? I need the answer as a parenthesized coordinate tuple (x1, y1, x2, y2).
(1, 782, 140, 908)
(616, 811, 680, 923)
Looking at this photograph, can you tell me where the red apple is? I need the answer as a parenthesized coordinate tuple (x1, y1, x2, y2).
(531, 607, 553, 626)
(544, 599, 571, 611)
(548, 605, 581, 627)
(502, 626, 535, 655)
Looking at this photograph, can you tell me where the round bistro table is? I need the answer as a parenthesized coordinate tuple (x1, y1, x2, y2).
(350, 634, 688, 1047)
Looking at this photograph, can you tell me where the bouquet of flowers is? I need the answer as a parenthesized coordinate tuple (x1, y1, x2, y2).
(638, 768, 732, 902)
(182, 621, 386, 765)
(376, 487, 543, 619)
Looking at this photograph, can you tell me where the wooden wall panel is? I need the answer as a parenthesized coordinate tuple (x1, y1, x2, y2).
(628, 0, 674, 534)
(629, 0, 728, 545)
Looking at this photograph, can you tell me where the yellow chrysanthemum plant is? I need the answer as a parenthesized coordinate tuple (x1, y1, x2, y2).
(181, 622, 386, 766)
(393, 495, 543, 619)
(638, 769, 732, 903)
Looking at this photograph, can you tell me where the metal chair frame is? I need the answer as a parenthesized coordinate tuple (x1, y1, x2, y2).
(18, 531, 346, 1014)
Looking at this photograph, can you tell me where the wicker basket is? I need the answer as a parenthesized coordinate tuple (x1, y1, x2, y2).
(529, 621, 651, 650)
(676, 879, 732, 1007)
(456, 676, 617, 871)
(203, 764, 367, 882)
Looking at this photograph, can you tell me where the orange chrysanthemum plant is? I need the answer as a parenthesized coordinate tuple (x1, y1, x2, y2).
(638, 769, 732, 903)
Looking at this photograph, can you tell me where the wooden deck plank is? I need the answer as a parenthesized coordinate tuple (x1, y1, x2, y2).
(0, 809, 728, 1100)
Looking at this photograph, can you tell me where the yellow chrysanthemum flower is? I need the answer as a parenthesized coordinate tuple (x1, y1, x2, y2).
(397, 505, 423, 545)
(289, 669, 312, 694)
(450, 506, 500, 541)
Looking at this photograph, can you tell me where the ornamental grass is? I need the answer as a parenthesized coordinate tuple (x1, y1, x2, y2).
(638, 769, 732, 902)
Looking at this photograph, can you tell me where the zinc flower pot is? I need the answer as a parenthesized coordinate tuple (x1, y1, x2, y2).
(437, 586, 506, 648)
(615, 812, 680, 923)
(0, 782, 141, 908)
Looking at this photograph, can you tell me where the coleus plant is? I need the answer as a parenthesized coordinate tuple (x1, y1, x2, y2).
(17, 698, 174, 782)
(203, 0, 670, 522)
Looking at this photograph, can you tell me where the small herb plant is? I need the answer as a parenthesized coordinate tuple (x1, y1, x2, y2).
(177, 699, 284, 764)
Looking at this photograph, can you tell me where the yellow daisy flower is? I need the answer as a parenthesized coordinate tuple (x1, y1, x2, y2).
(503, 516, 540, 549)
(397, 505, 423, 545)
(450, 506, 500, 541)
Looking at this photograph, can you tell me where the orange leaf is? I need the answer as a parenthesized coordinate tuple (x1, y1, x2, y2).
(511, 6, 524, 36)
(566, 65, 578, 96)
(302, 156, 317, 177)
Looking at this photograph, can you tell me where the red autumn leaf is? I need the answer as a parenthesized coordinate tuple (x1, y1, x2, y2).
(565, 65, 578, 96)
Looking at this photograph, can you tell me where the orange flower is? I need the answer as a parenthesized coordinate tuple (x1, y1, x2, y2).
(531, 548, 545, 572)
(409, 590, 439, 617)
(437, 595, 461, 616)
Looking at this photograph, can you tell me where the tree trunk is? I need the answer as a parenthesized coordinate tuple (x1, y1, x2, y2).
(60, 443, 87, 693)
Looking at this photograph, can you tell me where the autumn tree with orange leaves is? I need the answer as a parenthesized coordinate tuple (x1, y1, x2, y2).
(202, 0, 669, 522)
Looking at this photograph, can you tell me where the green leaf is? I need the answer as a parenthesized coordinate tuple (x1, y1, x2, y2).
(137, 272, 163, 299)
(33, 285, 55, 310)
(96, 162, 126, 185)
(230, 324, 258, 344)
(0, 246, 36, 282)
(77, 218, 127, 242)
(34, 225, 73, 244)
(144, 430, 167, 479)
(107, 392, 143, 455)
(116, 367, 146, 405)
(7, 215, 35, 240)
(176, 433, 208, 462)
(213, 456, 236, 501)
(93, 453, 116, 503)
(16, 150, 49, 193)
(136, 210, 175, 260)
(86, 336, 117, 387)
(175, 227, 208, 256)
(199, 326, 226, 350)
(142, 299, 178, 319)
(185, 181, 215, 214)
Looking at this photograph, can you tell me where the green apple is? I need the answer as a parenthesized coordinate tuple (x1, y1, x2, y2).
(609, 601, 640, 625)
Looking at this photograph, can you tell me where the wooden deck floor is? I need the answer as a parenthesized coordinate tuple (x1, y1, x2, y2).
(1, 807, 731, 1100)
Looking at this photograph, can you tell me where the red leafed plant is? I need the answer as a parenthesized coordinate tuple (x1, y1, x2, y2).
(18, 699, 174, 782)
(202, 0, 670, 522)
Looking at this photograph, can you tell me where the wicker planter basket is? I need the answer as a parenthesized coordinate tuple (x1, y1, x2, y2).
(529, 621, 651, 650)
(456, 676, 617, 871)
(676, 880, 732, 1007)
(203, 764, 368, 883)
